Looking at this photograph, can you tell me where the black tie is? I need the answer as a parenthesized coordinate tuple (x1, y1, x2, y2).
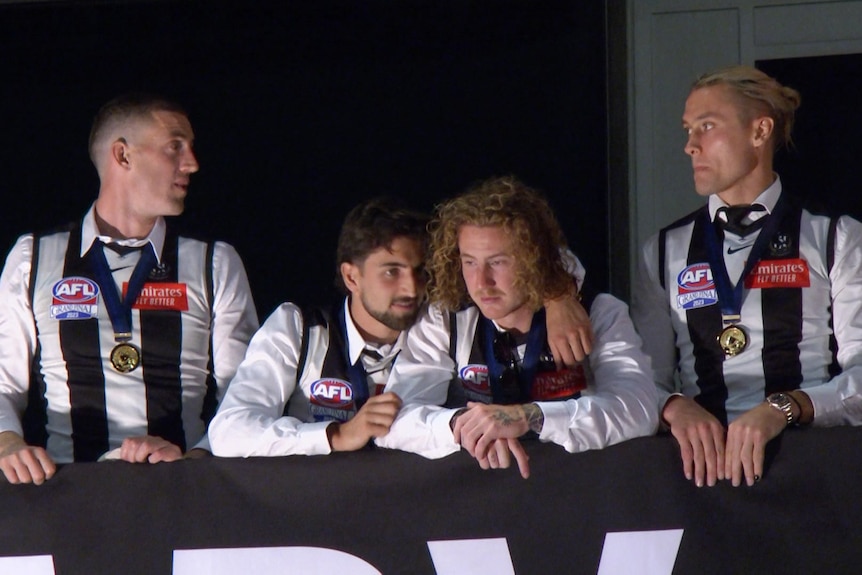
(104, 242, 145, 256)
(361, 348, 383, 362)
(716, 205, 767, 237)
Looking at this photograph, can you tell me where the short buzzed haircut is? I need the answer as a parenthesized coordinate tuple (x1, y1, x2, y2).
(88, 93, 188, 166)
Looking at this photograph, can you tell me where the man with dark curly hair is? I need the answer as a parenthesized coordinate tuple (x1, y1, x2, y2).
(377, 176, 658, 478)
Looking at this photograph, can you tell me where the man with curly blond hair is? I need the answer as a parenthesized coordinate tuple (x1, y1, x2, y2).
(377, 176, 658, 478)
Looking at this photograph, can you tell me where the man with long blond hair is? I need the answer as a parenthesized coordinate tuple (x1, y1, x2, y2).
(378, 176, 657, 477)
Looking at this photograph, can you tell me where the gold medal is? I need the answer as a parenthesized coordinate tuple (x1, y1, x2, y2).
(110, 343, 141, 373)
(717, 325, 748, 357)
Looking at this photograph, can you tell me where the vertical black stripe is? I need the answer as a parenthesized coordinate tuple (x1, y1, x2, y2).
(468, 314, 488, 366)
(761, 206, 804, 395)
(320, 305, 351, 381)
(683, 215, 729, 426)
(23, 232, 48, 447)
(200, 241, 218, 426)
(448, 311, 457, 363)
(61, 225, 111, 462)
(140, 233, 185, 451)
(826, 217, 842, 378)
(284, 306, 327, 417)
(294, 306, 314, 385)
(658, 228, 668, 291)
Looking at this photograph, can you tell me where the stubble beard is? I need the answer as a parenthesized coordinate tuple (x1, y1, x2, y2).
(366, 297, 421, 332)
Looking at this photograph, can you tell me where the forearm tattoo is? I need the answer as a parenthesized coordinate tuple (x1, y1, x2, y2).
(522, 403, 545, 434)
(491, 409, 524, 427)
(488, 404, 544, 434)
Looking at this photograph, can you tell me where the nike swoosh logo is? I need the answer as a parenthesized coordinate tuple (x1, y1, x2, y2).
(109, 265, 134, 273)
(727, 244, 754, 255)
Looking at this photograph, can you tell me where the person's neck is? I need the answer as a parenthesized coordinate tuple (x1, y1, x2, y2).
(716, 167, 775, 207)
(93, 198, 156, 240)
(493, 306, 536, 337)
(349, 299, 400, 345)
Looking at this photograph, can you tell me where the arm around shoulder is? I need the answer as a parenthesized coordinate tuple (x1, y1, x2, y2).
(538, 294, 659, 453)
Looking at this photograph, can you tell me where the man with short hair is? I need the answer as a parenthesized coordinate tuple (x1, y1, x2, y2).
(377, 176, 658, 478)
(208, 198, 426, 455)
(632, 65, 862, 488)
(0, 94, 259, 484)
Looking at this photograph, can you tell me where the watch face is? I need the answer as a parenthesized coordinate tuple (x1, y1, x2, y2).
(767, 393, 794, 422)
(771, 393, 788, 403)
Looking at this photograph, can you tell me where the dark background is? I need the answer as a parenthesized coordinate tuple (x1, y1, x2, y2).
(0, 0, 610, 319)
(759, 54, 862, 220)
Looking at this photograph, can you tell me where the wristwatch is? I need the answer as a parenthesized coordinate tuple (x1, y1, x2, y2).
(766, 392, 796, 425)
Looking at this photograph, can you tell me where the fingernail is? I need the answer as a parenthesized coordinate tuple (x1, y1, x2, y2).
(754, 475, 761, 483)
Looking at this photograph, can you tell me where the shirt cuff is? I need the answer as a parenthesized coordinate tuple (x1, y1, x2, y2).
(299, 421, 336, 455)
(535, 401, 567, 442)
(801, 385, 842, 427)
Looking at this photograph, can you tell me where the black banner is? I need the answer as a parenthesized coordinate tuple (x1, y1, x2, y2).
(1, 428, 861, 574)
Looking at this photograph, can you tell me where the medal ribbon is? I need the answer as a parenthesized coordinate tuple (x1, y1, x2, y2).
(88, 240, 157, 343)
(703, 196, 788, 326)
(482, 309, 545, 403)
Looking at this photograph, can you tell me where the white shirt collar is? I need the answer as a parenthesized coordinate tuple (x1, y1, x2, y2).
(342, 297, 406, 366)
(79, 203, 167, 263)
(708, 175, 783, 222)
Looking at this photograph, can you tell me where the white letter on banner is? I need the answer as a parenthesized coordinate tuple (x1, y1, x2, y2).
(597, 529, 684, 575)
(0, 555, 55, 574)
(172, 547, 381, 575)
(427, 538, 516, 575)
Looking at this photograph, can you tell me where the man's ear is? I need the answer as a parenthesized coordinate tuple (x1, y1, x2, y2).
(752, 116, 774, 148)
(340, 261, 361, 295)
(110, 138, 131, 169)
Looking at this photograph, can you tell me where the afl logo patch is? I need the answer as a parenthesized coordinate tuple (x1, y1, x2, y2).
(51, 277, 100, 320)
(52, 277, 99, 302)
(310, 378, 354, 408)
(675, 263, 718, 310)
(677, 263, 714, 290)
(459, 364, 490, 395)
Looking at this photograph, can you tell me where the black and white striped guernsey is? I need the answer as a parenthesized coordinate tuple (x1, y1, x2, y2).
(25, 222, 217, 462)
(633, 185, 862, 426)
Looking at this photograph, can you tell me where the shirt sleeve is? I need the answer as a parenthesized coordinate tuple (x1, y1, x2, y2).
(207, 302, 334, 456)
(375, 305, 461, 458)
(0, 235, 38, 437)
(190, 241, 260, 452)
(803, 216, 862, 426)
(537, 294, 659, 452)
(630, 233, 679, 412)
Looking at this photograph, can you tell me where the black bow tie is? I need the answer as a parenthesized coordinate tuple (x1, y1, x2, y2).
(715, 205, 767, 237)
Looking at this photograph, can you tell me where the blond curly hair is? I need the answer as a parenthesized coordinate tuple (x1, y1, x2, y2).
(428, 176, 575, 312)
